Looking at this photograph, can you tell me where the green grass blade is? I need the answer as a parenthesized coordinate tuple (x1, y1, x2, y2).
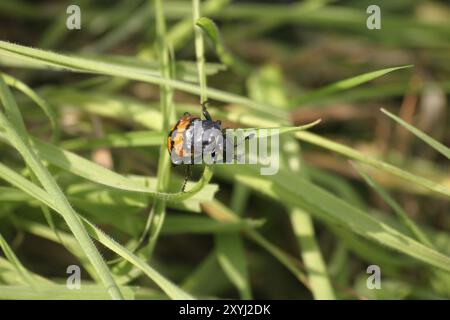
(0, 73, 27, 137)
(11, 217, 100, 281)
(202, 200, 310, 288)
(0, 233, 36, 286)
(0, 257, 53, 286)
(163, 215, 263, 235)
(61, 131, 163, 150)
(141, 0, 178, 259)
(60, 121, 321, 152)
(245, 229, 310, 288)
(216, 234, 252, 299)
(166, 0, 230, 51)
(350, 161, 434, 248)
(82, 220, 194, 300)
(1, 72, 59, 143)
(295, 131, 450, 198)
(193, 0, 208, 104)
(232, 119, 322, 137)
(292, 65, 413, 106)
(182, 99, 449, 199)
(0, 285, 136, 300)
(195, 16, 246, 71)
(219, 184, 254, 299)
(195, 17, 225, 54)
(381, 108, 450, 160)
(290, 208, 335, 299)
(207, 200, 253, 299)
(181, 252, 231, 297)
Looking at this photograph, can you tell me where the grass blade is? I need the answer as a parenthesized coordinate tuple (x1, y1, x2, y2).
(0, 233, 36, 286)
(216, 234, 252, 299)
(61, 131, 163, 150)
(290, 208, 335, 299)
(381, 108, 450, 160)
(295, 131, 450, 198)
(0, 285, 136, 300)
(350, 161, 434, 248)
(11, 217, 100, 281)
(202, 200, 310, 289)
(1, 72, 59, 143)
(196, 16, 246, 72)
(292, 65, 413, 106)
(141, 0, 178, 259)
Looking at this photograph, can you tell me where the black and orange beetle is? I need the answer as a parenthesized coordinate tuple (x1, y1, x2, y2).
(167, 101, 251, 191)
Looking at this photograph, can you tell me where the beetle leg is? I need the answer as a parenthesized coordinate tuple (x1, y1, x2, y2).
(181, 164, 192, 192)
(201, 100, 213, 121)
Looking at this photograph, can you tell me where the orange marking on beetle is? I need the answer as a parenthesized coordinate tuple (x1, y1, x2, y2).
(167, 115, 199, 157)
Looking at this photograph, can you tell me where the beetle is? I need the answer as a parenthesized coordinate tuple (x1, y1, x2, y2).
(167, 101, 251, 191)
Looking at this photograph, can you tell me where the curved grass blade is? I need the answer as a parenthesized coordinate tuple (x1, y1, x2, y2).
(0, 74, 62, 245)
(196, 16, 247, 72)
(166, 0, 231, 51)
(1, 73, 59, 143)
